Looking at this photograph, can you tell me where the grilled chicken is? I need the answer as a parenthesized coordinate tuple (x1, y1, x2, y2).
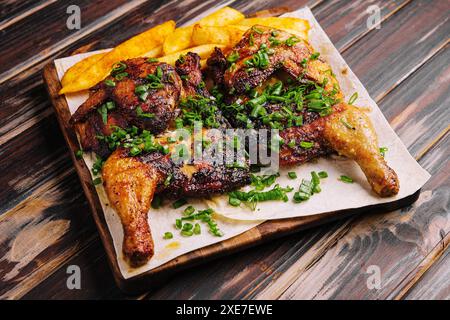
(70, 26, 400, 267)
(103, 134, 250, 266)
(101, 54, 249, 266)
(208, 26, 399, 197)
(72, 58, 184, 156)
(213, 25, 341, 98)
(279, 103, 399, 196)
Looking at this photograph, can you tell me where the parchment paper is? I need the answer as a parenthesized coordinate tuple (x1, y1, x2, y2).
(54, 7, 430, 278)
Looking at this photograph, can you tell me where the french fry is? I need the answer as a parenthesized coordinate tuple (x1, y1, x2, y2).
(60, 20, 175, 94)
(162, 26, 194, 56)
(61, 51, 107, 87)
(158, 44, 225, 66)
(191, 25, 231, 46)
(197, 6, 244, 26)
(235, 17, 310, 39)
(163, 7, 244, 54)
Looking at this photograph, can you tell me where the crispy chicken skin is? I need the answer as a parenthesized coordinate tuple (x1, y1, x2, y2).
(220, 25, 341, 97)
(279, 103, 399, 196)
(71, 57, 183, 132)
(103, 140, 250, 266)
(102, 148, 161, 267)
(323, 104, 399, 197)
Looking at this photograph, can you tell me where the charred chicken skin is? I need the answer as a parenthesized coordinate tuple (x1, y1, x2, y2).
(71, 26, 399, 267)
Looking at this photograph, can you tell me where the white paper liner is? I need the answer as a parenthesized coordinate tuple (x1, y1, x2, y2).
(54, 7, 429, 278)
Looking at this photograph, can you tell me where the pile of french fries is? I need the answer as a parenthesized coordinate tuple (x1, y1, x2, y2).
(59, 7, 309, 94)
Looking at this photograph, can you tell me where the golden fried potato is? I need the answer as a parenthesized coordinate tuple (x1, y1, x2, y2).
(162, 7, 244, 55)
(158, 44, 225, 66)
(235, 17, 310, 39)
(191, 24, 230, 46)
(162, 26, 194, 55)
(60, 20, 175, 94)
(192, 24, 250, 47)
(61, 51, 107, 87)
(197, 6, 244, 26)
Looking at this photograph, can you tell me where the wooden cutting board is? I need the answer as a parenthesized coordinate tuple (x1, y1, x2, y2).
(42, 60, 421, 295)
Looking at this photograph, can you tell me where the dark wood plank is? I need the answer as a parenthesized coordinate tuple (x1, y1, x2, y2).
(256, 131, 449, 299)
(0, 0, 145, 81)
(313, 0, 411, 51)
(404, 241, 450, 300)
(0, 0, 42, 22)
(342, 0, 450, 101)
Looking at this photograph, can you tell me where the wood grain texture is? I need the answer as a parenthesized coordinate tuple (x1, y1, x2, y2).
(252, 47, 450, 299)
(404, 238, 450, 300)
(0, 0, 447, 299)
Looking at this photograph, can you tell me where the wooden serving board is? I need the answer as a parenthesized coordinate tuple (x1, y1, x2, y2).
(43, 62, 421, 295)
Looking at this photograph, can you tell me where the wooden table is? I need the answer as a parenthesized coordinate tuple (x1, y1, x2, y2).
(0, 0, 448, 300)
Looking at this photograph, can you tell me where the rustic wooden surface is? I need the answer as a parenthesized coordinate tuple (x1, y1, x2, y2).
(0, 0, 448, 300)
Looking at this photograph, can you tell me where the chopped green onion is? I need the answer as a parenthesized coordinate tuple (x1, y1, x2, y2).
(163, 232, 173, 239)
(75, 149, 83, 159)
(193, 223, 201, 235)
(93, 177, 102, 185)
(183, 205, 195, 216)
(285, 36, 300, 47)
(300, 141, 314, 149)
(172, 198, 187, 209)
(339, 175, 354, 183)
(151, 195, 163, 209)
(104, 79, 116, 87)
(340, 118, 355, 130)
(318, 171, 328, 178)
(229, 197, 241, 207)
(227, 51, 240, 63)
(310, 52, 320, 60)
(379, 146, 388, 157)
(348, 92, 358, 105)
(288, 172, 297, 179)
(181, 230, 194, 237)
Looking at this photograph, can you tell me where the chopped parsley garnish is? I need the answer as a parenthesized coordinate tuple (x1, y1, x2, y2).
(92, 177, 102, 185)
(379, 146, 388, 157)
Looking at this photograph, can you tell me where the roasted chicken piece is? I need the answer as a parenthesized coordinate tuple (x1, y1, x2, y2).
(71, 58, 184, 155)
(208, 26, 399, 197)
(103, 134, 250, 266)
(279, 103, 399, 196)
(101, 53, 249, 266)
(209, 25, 341, 98)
